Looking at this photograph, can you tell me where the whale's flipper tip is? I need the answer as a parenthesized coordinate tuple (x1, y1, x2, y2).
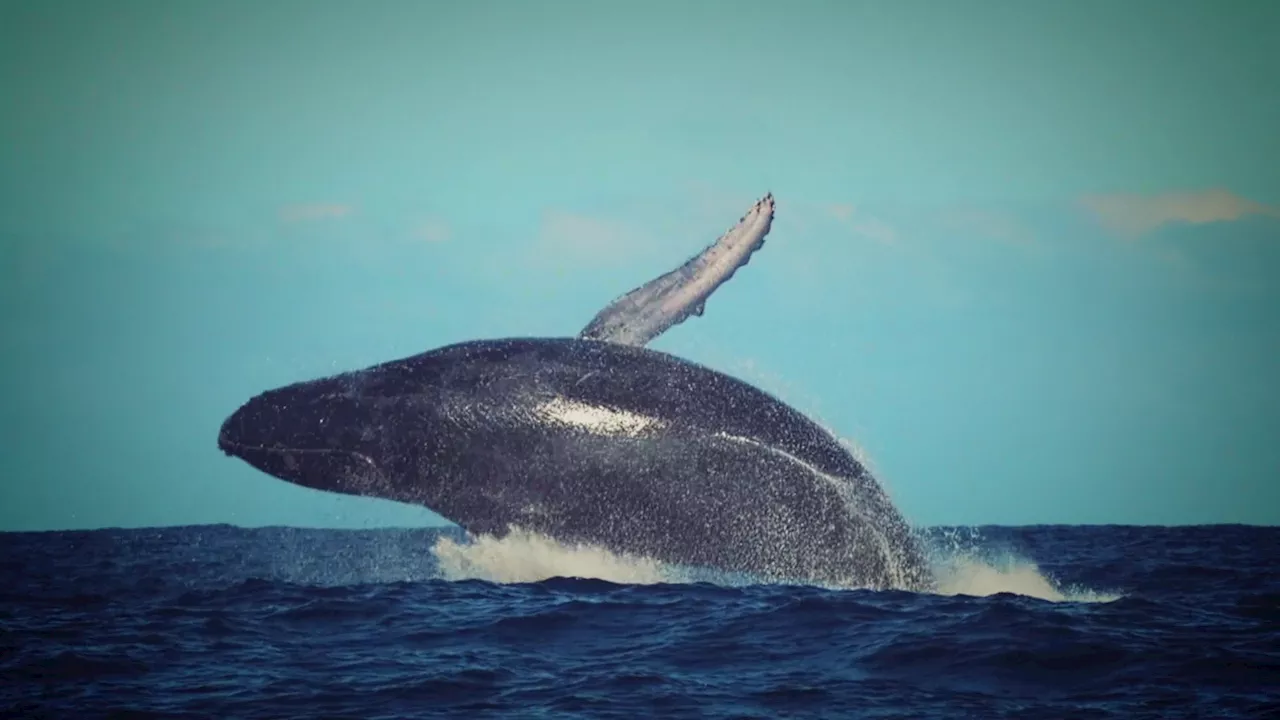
(579, 193, 776, 347)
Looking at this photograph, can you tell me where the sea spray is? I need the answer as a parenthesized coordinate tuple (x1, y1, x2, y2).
(432, 528, 670, 585)
(430, 526, 1120, 602)
(925, 527, 1123, 603)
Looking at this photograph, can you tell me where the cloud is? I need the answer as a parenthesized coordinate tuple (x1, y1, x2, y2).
(941, 208, 1036, 246)
(535, 210, 653, 267)
(279, 204, 356, 223)
(827, 203, 855, 223)
(672, 185, 904, 248)
(412, 219, 451, 244)
(1140, 212, 1280, 293)
(825, 203, 898, 245)
(1079, 189, 1280, 239)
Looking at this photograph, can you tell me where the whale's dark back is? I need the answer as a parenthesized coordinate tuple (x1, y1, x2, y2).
(221, 338, 933, 590)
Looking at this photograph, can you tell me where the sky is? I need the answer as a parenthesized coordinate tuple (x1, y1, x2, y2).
(1, 0, 1277, 531)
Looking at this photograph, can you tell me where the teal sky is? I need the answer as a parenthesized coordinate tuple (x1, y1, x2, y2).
(2, 0, 1277, 531)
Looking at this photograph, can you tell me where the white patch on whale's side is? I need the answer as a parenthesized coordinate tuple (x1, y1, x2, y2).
(534, 398, 666, 436)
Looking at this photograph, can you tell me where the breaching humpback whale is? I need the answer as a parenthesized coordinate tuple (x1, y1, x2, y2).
(218, 195, 934, 591)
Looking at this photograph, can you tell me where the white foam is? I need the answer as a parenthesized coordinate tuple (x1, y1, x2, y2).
(432, 528, 669, 585)
(925, 534, 1122, 603)
(430, 527, 1121, 603)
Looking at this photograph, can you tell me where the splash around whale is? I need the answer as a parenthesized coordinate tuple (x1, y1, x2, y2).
(217, 195, 935, 592)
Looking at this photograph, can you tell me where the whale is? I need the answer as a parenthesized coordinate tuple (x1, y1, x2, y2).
(218, 195, 934, 591)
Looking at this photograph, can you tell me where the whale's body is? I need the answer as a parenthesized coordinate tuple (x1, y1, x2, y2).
(219, 337, 931, 589)
(218, 194, 935, 590)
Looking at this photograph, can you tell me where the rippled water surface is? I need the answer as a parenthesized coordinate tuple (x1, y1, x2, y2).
(3, 524, 1277, 718)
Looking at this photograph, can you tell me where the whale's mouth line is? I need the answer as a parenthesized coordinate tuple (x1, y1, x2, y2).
(217, 433, 377, 468)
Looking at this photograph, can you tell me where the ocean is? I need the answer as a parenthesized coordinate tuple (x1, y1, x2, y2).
(2, 524, 1277, 719)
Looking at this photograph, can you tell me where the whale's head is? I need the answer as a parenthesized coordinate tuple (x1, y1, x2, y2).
(217, 374, 406, 501)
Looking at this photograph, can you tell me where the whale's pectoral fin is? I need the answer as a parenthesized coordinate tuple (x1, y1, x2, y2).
(578, 193, 775, 347)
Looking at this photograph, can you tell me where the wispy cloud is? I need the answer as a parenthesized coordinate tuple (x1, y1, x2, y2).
(536, 210, 653, 267)
(1079, 189, 1280, 239)
(825, 203, 898, 245)
(941, 208, 1036, 246)
(412, 219, 451, 244)
(676, 185, 903, 247)
(279, 204, 356, 223)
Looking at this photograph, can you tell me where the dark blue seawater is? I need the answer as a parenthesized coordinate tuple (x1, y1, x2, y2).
(2, 524, 1277, 719)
